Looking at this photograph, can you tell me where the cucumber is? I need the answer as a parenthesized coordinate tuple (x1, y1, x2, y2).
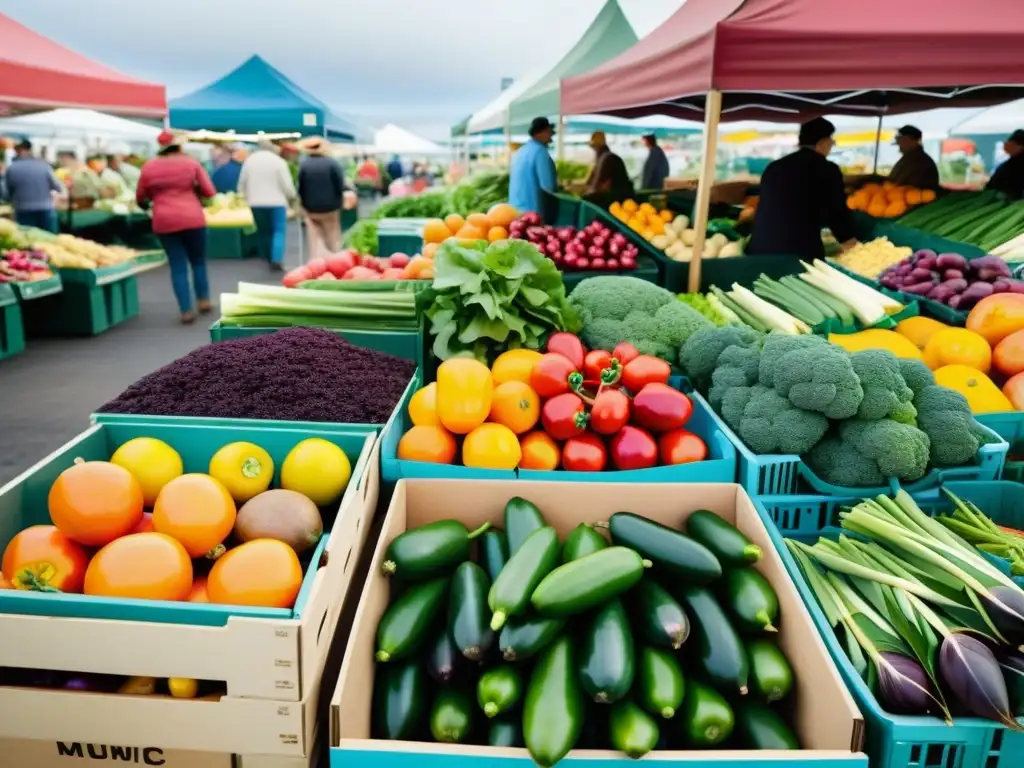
(747, 638, 795, 703)
(487, 715, 524, 747)
(604, 512, 721, 584)
(578, 600, 635, 704)
(608, 699, 660, 759)
(685, 509, 762, 567)
(430, 688, 474, 744)
(375, 577, 448, 662)
(383, 520, 490, 581)
(629, 578, 689, 649)
(488, 526, 559, 631)
(480, 529, 509, 582)
(561, 523, 608, 562)
(425, 626, 460, 683)
(449, 561, 495, 661)
(720, 567, 780, 634)
(676, 584, 749, 695)
(499, 614, 566, 661)
(734, 701, 800, 749)
(678, 679, 734, 748)
(637, 646, 685, 719)
(523, 635, 584, 768)
(477, 664, 523, 718)
(372, 659, 425, 740)
(505, 497, 546, 554)
(531, 546, 651, 617)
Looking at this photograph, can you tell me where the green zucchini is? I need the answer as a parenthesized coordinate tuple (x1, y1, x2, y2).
(720, 567, 780, 633)
(637, 647, 685, 719)
(499, 614, 566, 661)
(608, 699, 660, 759)
(448, 561, 495, 661)
(734, 701, 800, 749)
(425, 626, 460, 683)
(430, 688, 474, 744)
(578, 600, 635, 704)
(629, 578, 689, 649)
(747, 638, 795, 703)
(685, 509, 762, 567)
(505, 497, 546, 554)
(488, 526, 559, 631)
(561, 523, 608, 562)
(523, 635, 584, 768)
(676, 584, 749, 695)
(477, 665, 523, 718)
(604, 512, 721, 585)
(678, 679, 734, 747)
(480, 529, 509, 582)
(372, 659, 425, 740)
(382, 520, 490, 581)
(531, 546, 651, 617)
(487, 715, 524, 747)
(375, 577, 448, 662)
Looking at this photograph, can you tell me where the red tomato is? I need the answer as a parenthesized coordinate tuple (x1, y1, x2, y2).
(530, 353, 578, 399)
(659, 429, 708, 465)
(2, 525, 90, 593)
(282, 267, 311, 288)
(1004, 372, 1024, 410)
(590, 389, 631, 435)
(621, 355, 671, 393)
(562, 433, 607, 472)
(609, 425, 658, 471)
(541, 393, 589, 440)
(632, 383, 693, 433)
(612, 342, 640, 367)
(583, 349, 613, 381)
(546, 333, 585, 369)
(305, 258, 328, 277)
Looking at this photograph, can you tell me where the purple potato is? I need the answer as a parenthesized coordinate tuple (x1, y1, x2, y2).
(943, 269, 965, 280)
(902, 281, 937, 296)
(949, 294, 964, 309)
(992, 280, 1012, 294)
(916, 256, 937, 271)
(928, 285, 956, 303)
(958, 281, 996, 308)
(1007, 281, 1024, 294)
(909, 267, 934, 282)
(936, 253, 968, 271)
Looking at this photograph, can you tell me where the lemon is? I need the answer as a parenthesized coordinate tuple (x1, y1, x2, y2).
(281, 438, 351, 507)
(208, 442, 274, 503)
(110, 437, 184, 506)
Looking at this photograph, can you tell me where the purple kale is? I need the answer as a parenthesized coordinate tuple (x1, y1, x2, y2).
(98, 328, 416, 424)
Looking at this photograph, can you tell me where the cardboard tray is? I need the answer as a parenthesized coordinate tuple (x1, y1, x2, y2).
(330, 479, 867, 767)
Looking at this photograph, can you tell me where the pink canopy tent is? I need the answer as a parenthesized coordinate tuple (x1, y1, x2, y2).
(0, 13, 166, 119)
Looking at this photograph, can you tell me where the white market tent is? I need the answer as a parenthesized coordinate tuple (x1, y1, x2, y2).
(0, 108, 160, 143)
(373, 124, 448, 156)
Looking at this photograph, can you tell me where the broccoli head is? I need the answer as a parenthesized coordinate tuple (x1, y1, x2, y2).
(806, 419, 931, 487)
(720, 385, 755, 432)
(708, 344, 763, 410)
(849, 349, 917, 424)
(569, 276, 672, 323)
(758, 333, 829, 388)
(730, 385, 829, 454)
(914, 383, 982, 467)
(679, 325, 764, 391)
(770, 343, 864, 420)
(898, 358, 936, 396)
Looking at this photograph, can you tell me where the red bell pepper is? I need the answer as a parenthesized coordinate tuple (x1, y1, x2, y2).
(632, 383, 693, 433)
(609, 425, 658, 470)
(541, 392, 589, 440)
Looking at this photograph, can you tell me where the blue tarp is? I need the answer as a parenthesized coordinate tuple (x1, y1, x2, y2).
(169, 55, 358, 141)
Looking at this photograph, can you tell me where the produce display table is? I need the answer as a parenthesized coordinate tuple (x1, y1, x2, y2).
(206, 224, 261, 260)
(20, 263, 140, 337)
(377, 218, 427, 257)
(59, 208, 118, 243)
(0, 283, 25, 360)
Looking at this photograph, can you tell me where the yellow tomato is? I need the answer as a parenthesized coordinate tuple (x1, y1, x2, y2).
(489, 381, 540, 434)
(408, 383, 439, 426)
(462, 424, 522, 470)
(622, 199, 639, 214)
(923, 328, 992, 374)
(491, 349, 544, 386)
(436, 358, 494, 434)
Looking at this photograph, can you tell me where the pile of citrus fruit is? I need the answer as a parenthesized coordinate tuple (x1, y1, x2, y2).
(420, 203, 520, 259)
(0, 436, 352, 609)
(608, 199, 674, 241)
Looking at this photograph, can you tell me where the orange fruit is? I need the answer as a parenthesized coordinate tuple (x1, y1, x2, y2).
(423, 219, 451, 245)
(153, 474, 236, 559)
(85, 532, 193, 602)
(207, 539, 303, 609)
(49, 459, 144, 547)
(466, 213, 492, 230)
(188, 576, 210, 603)
(487, 226, 509, 243)
(462, 423, 522, 470)
(519, 432, 560, 471)
(659, 209, 674, 222)
(444, 214, 465, 233)
(422, 242, 439, 260)
(454, 224, 487, 241)
(408, 383, 439, 426)
(397, 425, 457, 464)
(2, 525, 89, 592)
(486, 203, 518, 228)
(488, 381, 540, 434)
(491, 349, 544, 386)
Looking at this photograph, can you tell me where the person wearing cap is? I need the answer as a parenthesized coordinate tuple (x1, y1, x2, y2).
(2, 139, 65, 232)
(297, 137, 345, 259)
(509, 117, 557, 215)
(888, 126, 939, 190)
(747, 117, 859, 260)
(210, 145, 243, 194)
(136, 130, 217, 324)
(585, 131, 633, 199)
(239, 140, 297, 271)
(986, 129, 1024, 199)
(640, 133, 670, 190)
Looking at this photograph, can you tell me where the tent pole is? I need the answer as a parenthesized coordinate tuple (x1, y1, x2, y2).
(873, 114, 883, 174)
(688, 89, 722, 294)
(556, 115, 566, 162)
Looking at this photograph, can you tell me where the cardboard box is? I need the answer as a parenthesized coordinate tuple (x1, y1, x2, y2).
(330, 479, 867, 767)
(0, 441, 381, 756)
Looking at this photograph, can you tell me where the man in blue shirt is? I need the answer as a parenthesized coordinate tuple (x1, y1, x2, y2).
(210, 144, 243, 194)
(509, 117, 557, 214)
(3, 139, 64, 233)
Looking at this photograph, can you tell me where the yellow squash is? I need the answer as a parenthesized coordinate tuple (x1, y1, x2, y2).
(828, 329, 922, 359)
(923, 328, 992, 374)
(933, 365, 1013, 414)
(894, 316, 949, 352)
(436, 358, 494, 434)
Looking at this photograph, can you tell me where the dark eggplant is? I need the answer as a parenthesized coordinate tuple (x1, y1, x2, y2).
(938, 633, 1016, 727)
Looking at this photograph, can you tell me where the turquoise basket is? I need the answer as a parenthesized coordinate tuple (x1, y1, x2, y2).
(379, 375, 737, 484)
(757, 481, 1024, 768)
(0, 421, 373, 626)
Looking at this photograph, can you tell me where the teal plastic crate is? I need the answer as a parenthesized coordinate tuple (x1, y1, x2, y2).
(815, 300, 921, 336)
(0, 285, 26, 360)
(758, 481, 1024, 768)
(0, 420, 373, 627)
(12, 274, 62, 300)
(377, 218, 426, 257)
(206, 224, 260, 259)
(380, 375, 737, 484)
(540, 189, 583, 227)
(331, 750, 864, 768)
(21, 270, 139, 337)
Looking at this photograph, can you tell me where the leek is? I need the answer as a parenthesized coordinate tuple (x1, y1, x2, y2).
(810, 260, 904, 313)
(728, 283, 810, 334)
(798, 269, 885, 326)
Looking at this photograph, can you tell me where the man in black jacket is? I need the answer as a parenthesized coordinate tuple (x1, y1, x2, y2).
(298, 138, 345, 258)
(747, 117, 859, 260)
(889, 125, 939, 190)
(987, 129, 1024, 199)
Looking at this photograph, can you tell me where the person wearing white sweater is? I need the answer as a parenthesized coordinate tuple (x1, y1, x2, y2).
(239, 140, 296, 271)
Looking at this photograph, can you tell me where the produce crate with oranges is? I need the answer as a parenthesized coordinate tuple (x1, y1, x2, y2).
(420, 203, 521, 257)
(0, 418, 380, 758)
(846, 181, 936, 219)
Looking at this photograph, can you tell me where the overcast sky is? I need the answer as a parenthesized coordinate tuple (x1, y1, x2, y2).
(2, 0, 685, 139)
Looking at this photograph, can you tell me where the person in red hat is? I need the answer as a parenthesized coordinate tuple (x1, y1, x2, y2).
(136, 130, 217, 324)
